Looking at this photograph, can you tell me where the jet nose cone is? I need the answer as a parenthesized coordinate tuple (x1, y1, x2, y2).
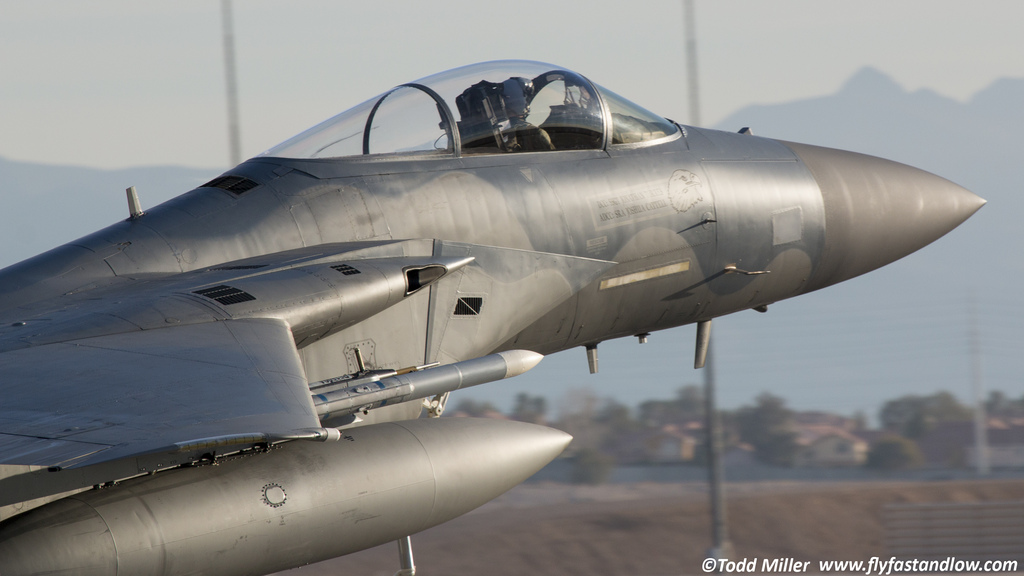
(784, 141, 986, 292)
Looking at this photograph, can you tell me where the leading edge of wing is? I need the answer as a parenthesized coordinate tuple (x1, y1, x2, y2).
(0, 317, 319, 470)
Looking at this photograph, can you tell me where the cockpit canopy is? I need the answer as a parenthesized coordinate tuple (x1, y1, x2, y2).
(263, 60, 678, 160)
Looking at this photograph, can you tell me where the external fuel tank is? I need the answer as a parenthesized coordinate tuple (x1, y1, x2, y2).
(0, 417, 571, 576)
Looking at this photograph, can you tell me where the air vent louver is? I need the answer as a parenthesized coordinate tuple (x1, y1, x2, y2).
(454, 297, 483, 316)
(202, 175, 259, 194)
(193, 285, 256, 305)
(331, 264, 361, 276)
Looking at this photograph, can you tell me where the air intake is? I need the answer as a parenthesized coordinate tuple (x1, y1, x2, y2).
(405, 265, 447, 295)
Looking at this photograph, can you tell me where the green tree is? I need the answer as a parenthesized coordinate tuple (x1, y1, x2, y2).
(553, 392, 640, 453)
(902, 410, 933, 439)
(451, 398, 499, 417)
(866, 436, 925, 470)
(511, 393, 547, 424)
(986, 390, 1010, 415)
(852, 410, 868, 432)
(986, 390, 1024, 418)
(880, 391, 972, 438)
(595, 399, 640, 433)
(736, 393, 799, 466)
(638, 384, 704, 427)
(552, 389, 603, 452)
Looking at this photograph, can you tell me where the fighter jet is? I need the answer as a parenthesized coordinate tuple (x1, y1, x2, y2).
(0, 60, 983, 575)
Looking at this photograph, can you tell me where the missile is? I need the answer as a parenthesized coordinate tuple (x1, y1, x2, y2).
(0, 417, 571, 576)
(312, 349, 544, 421)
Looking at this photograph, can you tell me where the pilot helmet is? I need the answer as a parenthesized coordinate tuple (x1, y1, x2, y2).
(502, 77, 534, 119)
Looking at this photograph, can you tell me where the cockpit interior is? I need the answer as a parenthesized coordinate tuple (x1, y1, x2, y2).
(263, 60, 679, 160)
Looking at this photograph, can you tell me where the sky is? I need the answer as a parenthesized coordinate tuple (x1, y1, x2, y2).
(1, 1, 1021, 419)
(2, 1, 1023, 170)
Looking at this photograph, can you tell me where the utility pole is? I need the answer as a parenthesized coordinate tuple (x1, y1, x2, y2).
(221, 0, 242, 167)
(683, 0, 701, 126)
(703, 344, 732, 565)
(685, 2, 728, 566)
(970, 297, 989, 475)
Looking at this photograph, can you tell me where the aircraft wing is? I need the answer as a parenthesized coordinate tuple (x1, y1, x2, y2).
(0, 237, 611, 496)
(0, 317, 318, 470)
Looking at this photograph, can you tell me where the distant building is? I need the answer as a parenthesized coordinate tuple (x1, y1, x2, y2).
(794, 424, 868, 467)
(966, 424, 1024, 469)
(649, 428, 698, 463)
(607, 425, 698, 464)
(903, 420, 1024, 469)
(722, 443, 757, 467)
(914, 422, 972, 468)
(969, 445, 1024, 468)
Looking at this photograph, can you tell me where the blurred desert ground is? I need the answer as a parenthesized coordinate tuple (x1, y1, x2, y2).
(273, 479, 1024, 576)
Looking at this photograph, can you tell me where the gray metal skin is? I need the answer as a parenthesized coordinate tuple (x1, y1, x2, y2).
(0, 60, 984, 575)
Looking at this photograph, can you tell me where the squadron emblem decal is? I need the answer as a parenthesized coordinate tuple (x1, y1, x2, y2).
(668, 169, 704, 213)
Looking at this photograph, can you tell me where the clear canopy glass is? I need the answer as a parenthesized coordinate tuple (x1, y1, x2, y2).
(262, 60, 677, 160)
(599, 85, 679, 145)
